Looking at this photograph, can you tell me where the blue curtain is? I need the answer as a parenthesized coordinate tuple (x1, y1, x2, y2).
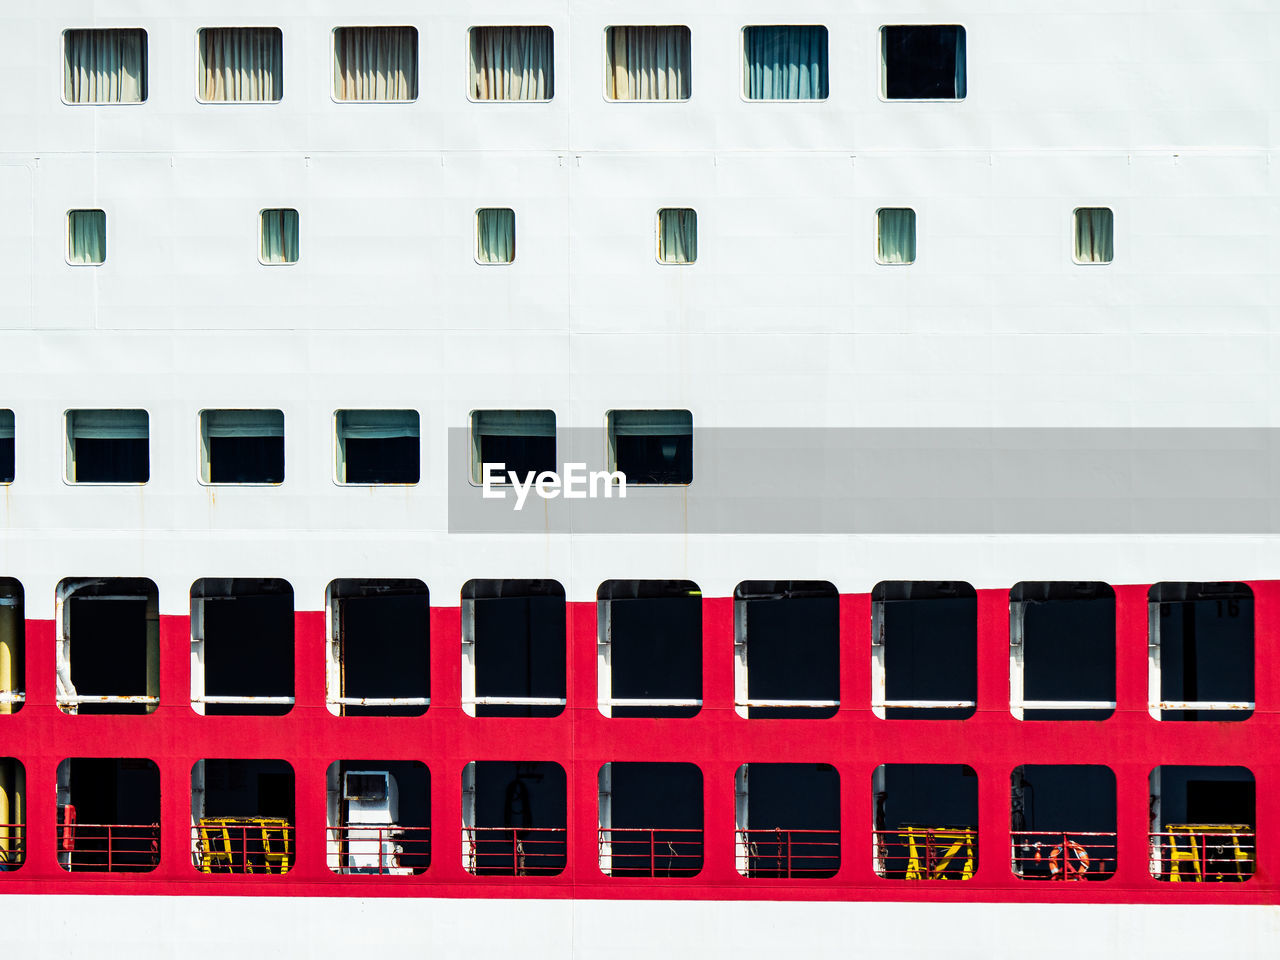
(744, 26, 828, 100)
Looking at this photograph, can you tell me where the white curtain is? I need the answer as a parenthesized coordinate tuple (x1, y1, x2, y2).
(470, 26, 553, 101)
(339, 410, 418, 439)
(71, 410, 148, 440)
(334, 26, 417, 101)
(476, 208, 515, 263)
(611, 410, 692, 436)
(878, 208, 916, 264)
(658, 209, 697, 264)
(68, 210, 106, 265)
(204, 410, 283, 438)
(1075, 208, 1114, 263)
(744, 26, 828, 100)
(260, 209, 298, 264)
(64, 29, 147, 103)
(200, 27, 283, 102)
(606, 26, 691, 101)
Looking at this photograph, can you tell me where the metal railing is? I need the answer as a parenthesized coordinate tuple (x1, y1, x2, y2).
(328, 825, 430, 875)
(463, 826, 567, 876)
(0, 823, 24, 869)
(874, 827, 977, 880)
(737, 828, 840, 878)
(60, 823, 159, 872)
(599, 827, 703, 878)
(1011, 831, 1116, 881)
(1150, 828, 1255, 882)
(192, 818, 293, 875)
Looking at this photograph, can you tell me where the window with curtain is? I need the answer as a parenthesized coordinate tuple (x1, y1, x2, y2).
(880, 25, 966, 100)
(470, 410, 556, 483)
(66, 410, 149, 483)
(605, 26, 691, 101)
(200, 409, 285, 484)
(470, 26, 554, 101)
(67, 210, 106, 265)
(260, 209, 298, 264)
(335, 410, 419, 484)
(476, 208, 515, 264)
(657, 209, 697, 264)
(877, 208, 916, 265)
(198, 27, 283, 102)
(607, 409, 693, 485)
(64, 28, 147, 104)
(743, 26, 828, 100)
(1074, 208, 1114, 264)
(334, 26, 417, 101)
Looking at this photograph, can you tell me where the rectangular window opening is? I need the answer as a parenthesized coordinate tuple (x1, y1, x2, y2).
(327, 760, 430, 875)
(335, 409, 419, 484)
(58, 758, 160, 873)
(334, 26, 418, 101)
(1150, 766, 1254, 882)
(874, 763, 977, 879)
(67, 209, 106, 265)
(0, 580, 23, 714)
(735, 580, 838, 718)
(470, 410, 556, 484)
(1010, 582, 1115, 720)
(1074, 207, 1114, 264)
(743, 25, 828, 100)
(598, 580, 701, 718)
(1149, 583, 1253, 721)
(198, 27, 283, 102)
(605, 26, 691, 101)
(475, 208, 515, 263)
(64, 28, 147, 103)
(872, 581, 976, 719)
(462, 580, 565, 718)
(66, 409, 148, 483)
(327, 579, 429, 717)
(876, 207, 915, 264)
(0, 410, 12, 482)
(200, 409, 284, 484)
(469, 26, 554, 101)
(0, 759, 24, 869)
(463, 761, 566, 876)
(880, 25, 965, 100)
(599, 762, 702, 877)
(1011, 765, 1116, 881)
(191, 759, 294, 875)
(607, 409, 692, 485)
(260, 208, 298, 264)
(736, 763, 839, 878)
(190, 579, 293, 716)
(657, 208, 697, 264)
(57, 578, 158, 715)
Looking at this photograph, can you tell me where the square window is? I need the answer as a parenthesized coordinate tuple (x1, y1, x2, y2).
(1150, 766, 1255, 882)
(462, 580, 566, 718)
(1010, 582, 1115, 720)
(874, 764, 977, 879)
(333, 26, 417, 101)
(57, 758, 159, 873)
(736, 764, 839, 878)
(335, 410, 419, 484)
(0, 579, 24, 714)
(327, 580, 429, 717)
(735, 580, 838, 718)
(876, 208, 915, 264)
(463, 762, 566, 876)
(1074, 207, 1114, 264)
(198, 27, 283, 102)
(743, 26, 828, 100)
(64, 29, 147, 104)
(1011, 765, 1115, 881)
(67, 209, 106, 265)
(65, 409, 148, 483)
(327, 761, 430, 875)
(598, 580, 701, 718)
(190, 579, 293, 716)
(191, 760, 293, 874)
(469, 26, 554, 101)
(470, 409, 555, 484)
(598, 762, 702, 877)
(607, 409, 692, 485)
(57, 578, 158, 715)
(880, 25, 966, 100)
(260, 208, 298, 264)
(871, 581, 976, 719)
(200, 409, 284, 484)
(605, 26, 691, 101)
(1149, 583, 1253, 721)
(657, 208, 697, 264)
(476, 208, 515, 263)
(0, 758, 25, 869)
(0, 410, 13, 483)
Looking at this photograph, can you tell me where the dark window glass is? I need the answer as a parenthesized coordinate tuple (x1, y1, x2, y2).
(882, 25, 965, 99)
(74, 438, 148, 483)
(209, 436, 284, 484)
(344, 437, 419, 484)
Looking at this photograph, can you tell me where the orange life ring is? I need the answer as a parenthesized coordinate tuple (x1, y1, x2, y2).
(1048, 839, 1090, 879)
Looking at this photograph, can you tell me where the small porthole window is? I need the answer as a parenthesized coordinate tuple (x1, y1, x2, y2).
(260, 209, 298, 264)
(0, 410, 12, 483)
(657, 208, 697, 264)
(876, 208, 915, 264)
(476, 208, 515, 264)
(1073, 207, 1114, 264)
(67, 210, 106, 265)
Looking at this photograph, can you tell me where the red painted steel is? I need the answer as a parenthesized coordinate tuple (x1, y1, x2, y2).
(464, 827, 566, 876)
(738, 829, 840, 878)
(0, 583, 1271, 902)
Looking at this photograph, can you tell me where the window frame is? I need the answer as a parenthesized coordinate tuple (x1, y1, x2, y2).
(474, 207, 516, 265)
(602, 25, 693, 103)
(0, 410, 13, 485)
(655, 207, 698, 265)
(61, 27, 149, 107)
(66, 208, 108, 267)
(875, 206, 917, 266)
(739, 24, 830, 104)
(332, 409, 420, 487)
(197, 408, 285, 486)
(258, 207, 299, 266)
(194, 26, 285, 105)
(331, 25, 419, 104)
(877, 24, 967, 103)
(468, 409, 557, 486)
(64, 409, 150, 486)
(1072, 205, 1115, 266)
(466, 25, 555, 104)
(605, 408, 694, 487)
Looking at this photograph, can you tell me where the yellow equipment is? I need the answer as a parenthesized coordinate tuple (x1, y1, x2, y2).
(901, 826, 976, 880)
(196, 816, 292, 874)
(1164, 823, 1253, 882)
